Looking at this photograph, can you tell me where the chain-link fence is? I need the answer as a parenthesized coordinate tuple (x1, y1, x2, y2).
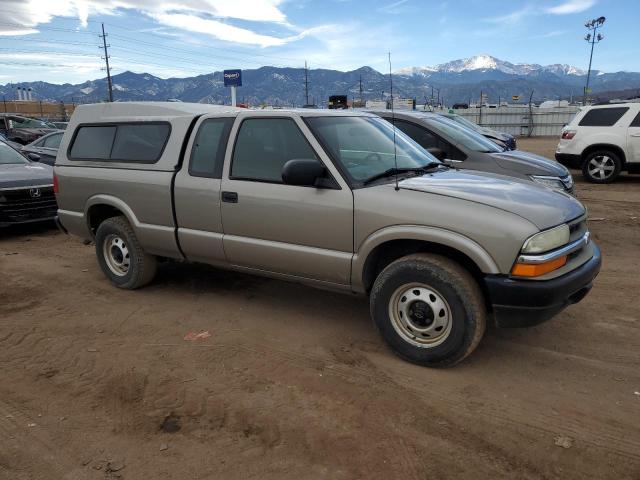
(452, 106, 580, 137)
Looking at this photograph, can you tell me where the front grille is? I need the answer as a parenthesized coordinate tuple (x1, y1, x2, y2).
(568, 216, 587, 243)
(0, 186, 57, 224)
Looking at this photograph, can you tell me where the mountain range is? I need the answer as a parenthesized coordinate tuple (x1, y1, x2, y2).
(1, 55, 639, 107)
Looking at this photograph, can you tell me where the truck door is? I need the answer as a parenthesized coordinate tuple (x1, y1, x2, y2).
(173, 115, 235, 265)
(628, 110, 640, 163)
(220, 115, 353, 286)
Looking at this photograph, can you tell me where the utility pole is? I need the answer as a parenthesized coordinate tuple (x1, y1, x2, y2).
(583, 16, 605, 105)
(359, 74, 363, 103)
(100, 23, 114, 102)
(304, 60, 309, 106)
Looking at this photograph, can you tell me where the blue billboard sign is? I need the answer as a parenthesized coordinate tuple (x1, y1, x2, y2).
(223, 69, 242, 87)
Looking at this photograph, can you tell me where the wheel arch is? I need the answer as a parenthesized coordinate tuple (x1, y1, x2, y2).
(85, 195, 140, 237)
(581, 143, 627, 166)
(353, 226, 499, 299)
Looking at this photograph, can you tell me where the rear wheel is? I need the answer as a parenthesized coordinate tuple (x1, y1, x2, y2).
(370, 253, 486, 367)
(95, 216, 157, 289)
(582, 150, 622, 183)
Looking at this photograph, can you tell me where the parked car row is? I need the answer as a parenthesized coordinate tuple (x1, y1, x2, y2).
(0, 140, 57, 227)
(0, 114, 58, 145)
(373, 111, 573, 194)
(53, 102, 600, 367)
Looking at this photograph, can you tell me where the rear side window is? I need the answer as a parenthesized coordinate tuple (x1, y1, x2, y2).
(630, 112, 640, 127)
(43, 133, 63, 149)
(578, 107, 629, 127)
(231, 118, 318, 182)
(69, 123, 170, 162)
(70, 126, 116, 159)
(189, 118, 234, 178)
(111, 124, 170, 162)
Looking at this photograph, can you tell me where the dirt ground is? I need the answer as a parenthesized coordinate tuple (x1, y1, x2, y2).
(1, 137, 639, 480)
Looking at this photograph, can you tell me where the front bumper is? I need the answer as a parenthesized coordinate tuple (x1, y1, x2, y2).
(555, 152, 582, 169)
(484, 244, 601, 327)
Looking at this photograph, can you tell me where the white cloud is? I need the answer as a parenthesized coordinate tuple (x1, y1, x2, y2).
(484, 5, 535, 26)
(150, 12, 318, 47)
(0, 0, 303, 47)
(379, 0, 412, 14)
(547, 0, 596, 14)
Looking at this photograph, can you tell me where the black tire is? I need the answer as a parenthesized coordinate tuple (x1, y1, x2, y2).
(370, 253, 486, 367)
(582, 150, 622, 183)
(95, 216, 157, 289)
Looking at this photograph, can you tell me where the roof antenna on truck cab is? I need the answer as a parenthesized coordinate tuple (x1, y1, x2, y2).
(388, 51, 399, 191)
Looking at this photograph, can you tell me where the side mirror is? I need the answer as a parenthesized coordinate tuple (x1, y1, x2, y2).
(282, 159, 327, 187)
(427, 147, 447, 161)
(27, 152, 41, 161)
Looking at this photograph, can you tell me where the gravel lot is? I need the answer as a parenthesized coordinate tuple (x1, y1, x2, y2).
(1, 137, 639, 479)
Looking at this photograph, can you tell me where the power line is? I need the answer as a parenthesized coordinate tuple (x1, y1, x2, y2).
(0, 48, 98, 57)
(93, 20, 306, 63)
(0, 37, 99, 46)
(106, 32, 293, 68)
(0, 20, 100, 35)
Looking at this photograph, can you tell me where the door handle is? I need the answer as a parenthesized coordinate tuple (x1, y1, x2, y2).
(631, 133, 640, 137)
(221, 191, 238, 203)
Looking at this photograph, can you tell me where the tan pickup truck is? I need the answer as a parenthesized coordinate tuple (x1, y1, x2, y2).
(54, 102, 600, 367)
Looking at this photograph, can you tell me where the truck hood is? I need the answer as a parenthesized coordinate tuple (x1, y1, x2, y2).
(0, 162, 53, 189)
(490, 150, 569, 177)
(399, 168, 584, 229)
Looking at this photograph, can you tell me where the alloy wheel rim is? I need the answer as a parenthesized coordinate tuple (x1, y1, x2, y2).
(588, 155, 615, 180)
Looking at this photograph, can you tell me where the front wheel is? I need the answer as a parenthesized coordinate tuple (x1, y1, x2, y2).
(95, 216, 157, 289)
(370, 253, 486, 367)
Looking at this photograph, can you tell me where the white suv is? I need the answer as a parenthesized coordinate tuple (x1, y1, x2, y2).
(556, 102, 640, 183)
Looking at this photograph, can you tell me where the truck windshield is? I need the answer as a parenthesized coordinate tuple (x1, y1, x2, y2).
(426, 117, 503, 153)
(305, 116, 439, 183)
(0, 142, 28, 164)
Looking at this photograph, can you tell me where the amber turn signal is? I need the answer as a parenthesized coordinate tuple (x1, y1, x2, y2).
(511, 256, 567, 277)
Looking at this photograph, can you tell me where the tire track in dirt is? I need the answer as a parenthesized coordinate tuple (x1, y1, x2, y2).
(0, 395, 95, 480)
(4, 320, 636, 474)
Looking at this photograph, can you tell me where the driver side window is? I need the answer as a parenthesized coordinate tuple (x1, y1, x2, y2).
(394, 119, 466, 161)
(231, 118, 319, 183)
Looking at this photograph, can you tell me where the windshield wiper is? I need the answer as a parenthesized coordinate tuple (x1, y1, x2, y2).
(362, 163, 441, 185)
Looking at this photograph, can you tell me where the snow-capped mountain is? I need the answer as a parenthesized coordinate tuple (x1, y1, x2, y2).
(2, 56, 636, 106)
(396, 55, 587, 77)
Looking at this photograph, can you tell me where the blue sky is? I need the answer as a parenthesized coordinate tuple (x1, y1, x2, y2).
(0, 0, 637, 84)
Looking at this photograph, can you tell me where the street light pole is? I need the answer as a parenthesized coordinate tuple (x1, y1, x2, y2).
(583, 16, 605, 105)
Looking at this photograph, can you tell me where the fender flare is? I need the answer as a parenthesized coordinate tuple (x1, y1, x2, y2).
(351, 225, 500, 292)
(84, 194, 142, 236)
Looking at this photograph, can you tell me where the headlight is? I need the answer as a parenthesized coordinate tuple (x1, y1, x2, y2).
(530, 175, 566, 191)
(560, 174, 574, 190)
(522, 224, 570, 254)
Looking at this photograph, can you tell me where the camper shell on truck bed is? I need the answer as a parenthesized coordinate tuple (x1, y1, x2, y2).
(55, 102, 600, 367)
